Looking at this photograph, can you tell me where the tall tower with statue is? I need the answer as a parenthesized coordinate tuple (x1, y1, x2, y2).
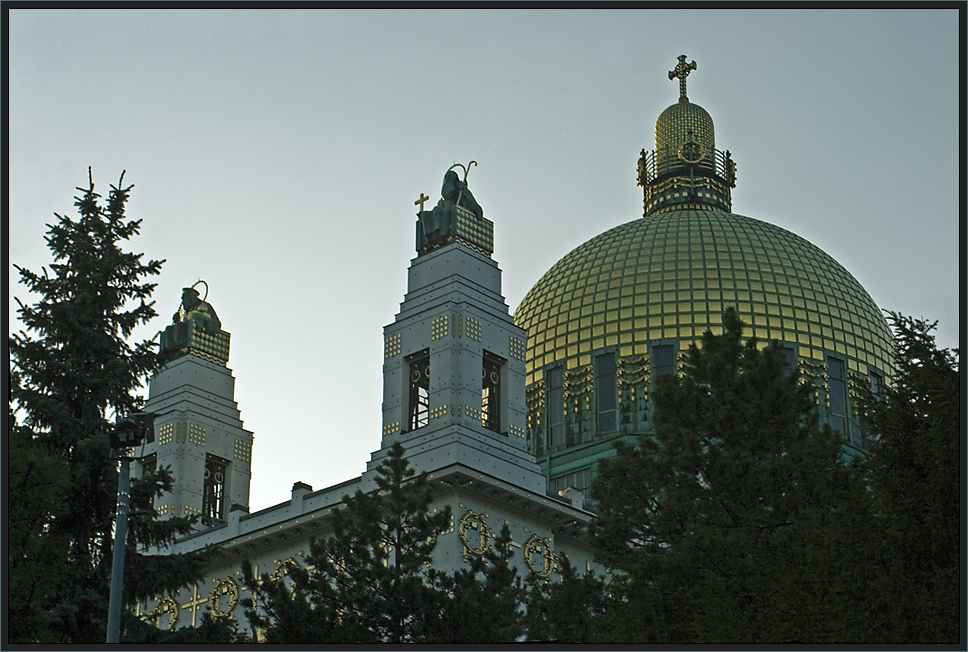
(138, 282, 254, 525)
(369, 163, 547, 494)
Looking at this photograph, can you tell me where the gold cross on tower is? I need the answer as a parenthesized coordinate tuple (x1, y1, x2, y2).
(668, 55, 697, 102)
(415, 192, 431, 211)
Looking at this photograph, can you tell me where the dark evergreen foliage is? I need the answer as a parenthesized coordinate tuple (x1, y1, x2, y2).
(8, 170, 211, 643)
(591, 308, 869, 643)
(242, 442, 454, 643)
(855, 314, 960, 644)
(430, 523, 525, 643)
(523, 555, 609, 643)
(241, 443, 538, 643)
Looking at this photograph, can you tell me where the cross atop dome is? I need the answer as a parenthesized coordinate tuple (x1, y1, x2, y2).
(668, 55, 697, 102)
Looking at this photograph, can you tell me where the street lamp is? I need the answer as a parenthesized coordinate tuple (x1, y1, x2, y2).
(106, 412, 154, 644)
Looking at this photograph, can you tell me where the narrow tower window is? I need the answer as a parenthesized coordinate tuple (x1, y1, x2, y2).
(870, 371, 882, 397)
(827, 357, 847, 436)
(140, 453, 157, 478)
(203, 454, 228, 521)
(596, 352, 617, 434)
(653, 344, 676, 376)
(407, 350, 430, 432)
(782, 346, 797, 375)
(482, 351, 504, 433)
(547, 367, 565, 448)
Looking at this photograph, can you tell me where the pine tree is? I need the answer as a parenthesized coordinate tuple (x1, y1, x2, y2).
(522, 555, 609, 643)
(8, 170, 210, 643)
(431, 523, 525, 643)
(242, 442, 453, 643)
(7, 390, 70, 643)
(855, 314, 960, 643)
(592, 308, 868, 643)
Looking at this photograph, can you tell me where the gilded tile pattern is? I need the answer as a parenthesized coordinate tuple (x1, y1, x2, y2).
(384, 333, 402, 359)
(466, 317, 482, 341)
(509, 336, 527, 361)
(453, 205, 495, 256)
(655, 101, 716, 169)
(188, 423, 206, 447)
(234, 439, 251, 462)
(515, 210, 894, 389)
(431, 315, 449, 340)
(159, 423, 175, 445)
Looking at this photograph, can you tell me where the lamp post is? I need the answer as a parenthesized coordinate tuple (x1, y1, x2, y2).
(106, 413, 154, 644)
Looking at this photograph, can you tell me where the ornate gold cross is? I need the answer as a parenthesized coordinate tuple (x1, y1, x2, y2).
(669, 55, 697, 102)
(415, 192, 431, 211)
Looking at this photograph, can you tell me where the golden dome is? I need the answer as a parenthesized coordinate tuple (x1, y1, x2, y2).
(515, 208, 894, 448)
(655, 100, 716, 169)
(515, 56, 890, 475)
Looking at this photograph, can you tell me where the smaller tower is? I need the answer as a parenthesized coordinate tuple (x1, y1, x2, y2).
(140, 283, 254, 525)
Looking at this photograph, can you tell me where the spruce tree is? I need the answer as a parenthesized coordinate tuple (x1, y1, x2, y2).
(8, 170, 210, 643)
(592, 308, 868, 643)
(522, 555, 609, 643)
(855, 314, 960, 643)
(243, 442, 453, 643)
(431, 523, 525, 643)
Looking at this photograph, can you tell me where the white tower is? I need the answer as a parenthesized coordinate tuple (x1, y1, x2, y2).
(140, 285, 253, 524)
(367, 167, 545, 494)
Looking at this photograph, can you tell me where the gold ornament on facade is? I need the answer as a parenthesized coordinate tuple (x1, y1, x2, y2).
(209, 577, 240, 618)
(523, 534, 557, 579)
(458, 510, 492, 559)
(149, 596, 180, 631)
(271, 557, 301, 582)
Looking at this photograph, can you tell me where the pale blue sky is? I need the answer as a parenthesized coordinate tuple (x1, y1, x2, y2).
(9, 9, 960, 510)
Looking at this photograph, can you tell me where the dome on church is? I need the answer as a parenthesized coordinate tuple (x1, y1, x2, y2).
(515, 208, 894, 389)
(655, 100, 716, 167)
(513, 56, 893, 491)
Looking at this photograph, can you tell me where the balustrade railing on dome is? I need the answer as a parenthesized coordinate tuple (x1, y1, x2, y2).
(639, 146, 734, 187)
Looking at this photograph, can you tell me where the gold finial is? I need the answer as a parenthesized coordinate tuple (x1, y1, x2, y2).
(668, 55, 697, 102)
(415, 192, 431, 211)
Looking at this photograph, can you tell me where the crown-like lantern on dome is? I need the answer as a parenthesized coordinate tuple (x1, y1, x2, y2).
(637, 55, 737, 216)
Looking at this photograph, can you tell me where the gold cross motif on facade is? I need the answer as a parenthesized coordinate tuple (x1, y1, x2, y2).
(668, 55, 698, 101)
(181, 583, 209, 628)
(415, 192, 431, 211)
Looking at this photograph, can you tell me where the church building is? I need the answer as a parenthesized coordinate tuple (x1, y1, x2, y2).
(134, 56, 893, 633)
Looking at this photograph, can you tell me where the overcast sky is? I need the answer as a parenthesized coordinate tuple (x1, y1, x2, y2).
(9, 9, 960, 511)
